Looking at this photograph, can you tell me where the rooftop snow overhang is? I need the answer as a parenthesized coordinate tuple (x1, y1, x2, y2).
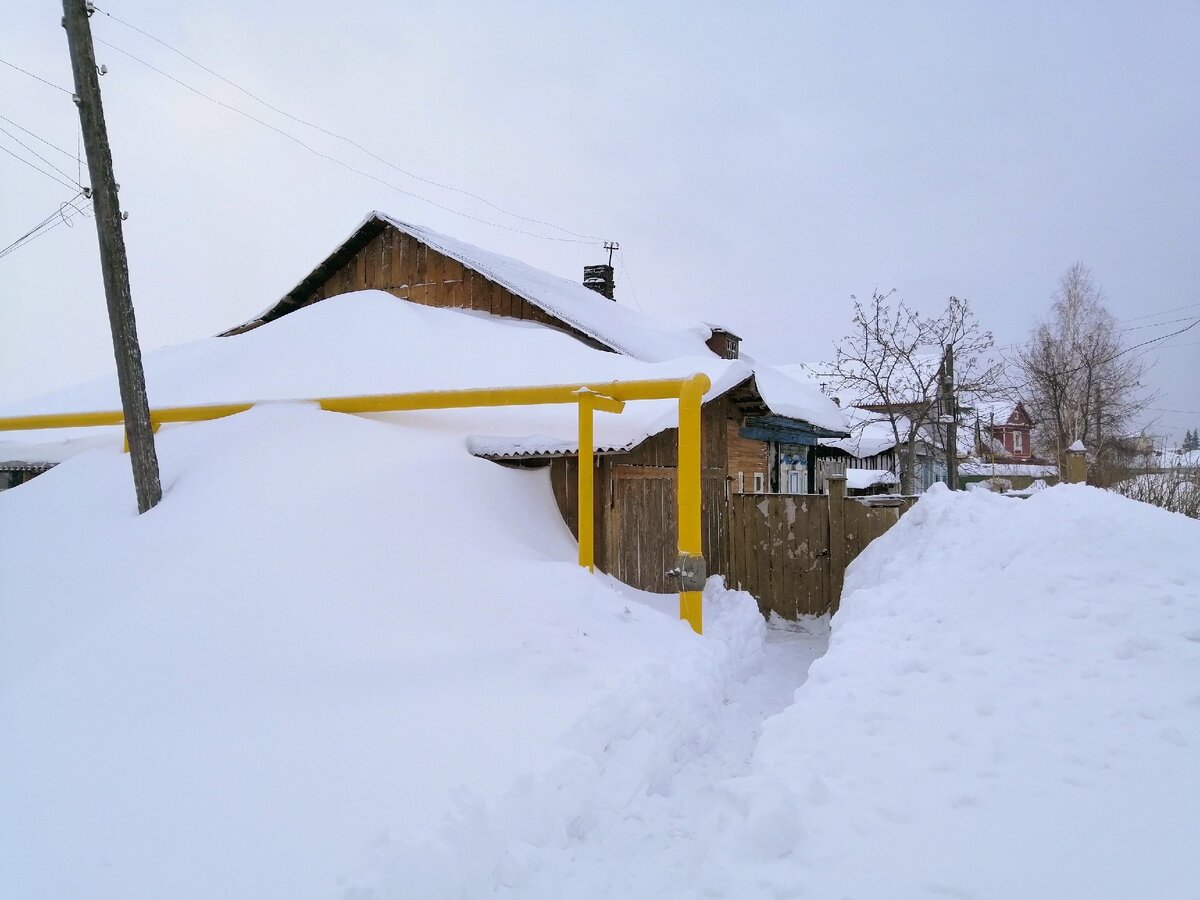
(224, 212, 717, 362)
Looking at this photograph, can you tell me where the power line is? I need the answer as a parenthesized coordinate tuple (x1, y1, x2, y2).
(0, 140, 82, 192)
(0, 194, 91, 261)
(1118, 301, 1200, 324)
(999, 316, 1199, 396)
(0, 123, 83, 188)
(89, 10, 603, 245)
(92, 36, 597, 245)
(95, 4, 601, 243)
(0, 114, 79, 160)
(617, 252, 646, 312)
(0, 57, 73, 94)
(0, 205, 91, 261)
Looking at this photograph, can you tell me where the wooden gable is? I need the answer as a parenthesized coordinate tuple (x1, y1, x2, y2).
(1007, 402, 1034, 427)
(225, 217, 606, 349)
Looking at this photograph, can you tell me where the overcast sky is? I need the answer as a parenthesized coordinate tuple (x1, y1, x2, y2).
(3, 1, 1198, 441)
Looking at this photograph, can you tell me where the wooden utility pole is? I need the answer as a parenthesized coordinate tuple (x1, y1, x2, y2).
(941, 344, 958, 490)
(62, 0, 161, 512)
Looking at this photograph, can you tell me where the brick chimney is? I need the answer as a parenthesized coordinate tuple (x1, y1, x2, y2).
(705, 326, 741, 359)
(583, 264, 615, 300)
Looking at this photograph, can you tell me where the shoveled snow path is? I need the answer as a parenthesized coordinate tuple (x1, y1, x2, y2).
(506, 621, 829, 898)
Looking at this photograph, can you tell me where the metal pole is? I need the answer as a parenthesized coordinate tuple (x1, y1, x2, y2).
(62, 0, 161, 512)
(576, 390, 596, 572)
(676, 374, 709, 634)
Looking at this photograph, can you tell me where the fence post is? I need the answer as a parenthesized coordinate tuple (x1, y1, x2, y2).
(1065, 441, 1088, 484)
(827, 474, 847, 614)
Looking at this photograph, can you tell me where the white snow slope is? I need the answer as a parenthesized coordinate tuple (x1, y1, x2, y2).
(700, 484, 1200, 899)
(0, 405, 767, 899)
(0, 291, 844, 461)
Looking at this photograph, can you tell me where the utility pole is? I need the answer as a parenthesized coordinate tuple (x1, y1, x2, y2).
(62, 0, 161, 513)
(941, 344, 958, 490)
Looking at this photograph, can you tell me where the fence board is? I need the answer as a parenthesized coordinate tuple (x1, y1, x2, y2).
(726, 493, 832, 618)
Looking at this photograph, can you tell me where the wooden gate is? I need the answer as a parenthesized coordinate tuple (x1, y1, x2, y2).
(726, 494, 831, 618)
(605, 465, 727, 593)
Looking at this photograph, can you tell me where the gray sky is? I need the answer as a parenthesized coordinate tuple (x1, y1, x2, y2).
(4, 1, 1198, 441)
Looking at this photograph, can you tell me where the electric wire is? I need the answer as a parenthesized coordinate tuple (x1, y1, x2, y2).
(1118, 301, 1200, 323)
(93, 37, 596, 245)
(0, 114, 79, 161)
(0, 141, 82, 192)
(0, 57, 72, 94)
(90, 9, 602, 244)
(0, 193, 91, 261)
(617, 253, 646, 312)
(0, 123, 83, 188)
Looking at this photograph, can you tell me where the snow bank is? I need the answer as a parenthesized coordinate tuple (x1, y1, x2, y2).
(0, 292, 747, 463)
(707, 484, 1200, 898)
(0, 405, 765, 899)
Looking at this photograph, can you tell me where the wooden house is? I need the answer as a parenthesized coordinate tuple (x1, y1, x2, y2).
(224, 212, 848, 594)
(973, 400, 1035, 461)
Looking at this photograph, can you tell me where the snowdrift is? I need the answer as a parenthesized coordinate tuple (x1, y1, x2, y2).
(0, 290, 845, 461)
(708, 485, 1200, 898)
(0, 405, 766, 898)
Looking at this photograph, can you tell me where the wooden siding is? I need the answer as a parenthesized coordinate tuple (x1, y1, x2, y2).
(296, 224, 599, 344)
(727, 419, 768, 491)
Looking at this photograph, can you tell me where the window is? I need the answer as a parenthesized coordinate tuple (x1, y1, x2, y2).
(1014, 432, 1024, 452)
(753, 472, 765, 492)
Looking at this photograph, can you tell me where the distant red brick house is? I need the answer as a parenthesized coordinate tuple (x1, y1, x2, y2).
(985, 401, 1034, 461)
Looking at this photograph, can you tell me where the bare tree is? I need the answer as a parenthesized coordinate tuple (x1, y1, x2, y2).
(824, 291, 1002, 493)
(1014, 264, 1155, 485)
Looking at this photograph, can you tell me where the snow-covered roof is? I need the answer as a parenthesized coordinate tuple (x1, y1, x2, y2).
(971, 398, 1030, 427)
(845, 468, 898, 491)
(960, 460, 1058, 478)
(749, 364, 847, 435)
(0, 292, 842, 464)
(249, 212, 717, 365)
(0, 434, 112, 469)
(811, 405, 902, 458)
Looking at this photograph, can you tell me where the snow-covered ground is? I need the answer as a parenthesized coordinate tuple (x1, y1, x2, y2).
(0, 405, 770, 899)
(3, 293, 1198, 898)
(700, 484, 1200, 898)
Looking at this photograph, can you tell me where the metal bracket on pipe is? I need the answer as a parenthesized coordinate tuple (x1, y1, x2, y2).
(667, 553, 707, 592)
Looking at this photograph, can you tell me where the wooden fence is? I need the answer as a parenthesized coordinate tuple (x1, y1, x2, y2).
(723, 477, 915, 619)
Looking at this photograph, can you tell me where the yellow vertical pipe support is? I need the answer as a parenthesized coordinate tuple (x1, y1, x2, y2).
(576, 389, 596, 572)
(676, 373, 710, 634)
